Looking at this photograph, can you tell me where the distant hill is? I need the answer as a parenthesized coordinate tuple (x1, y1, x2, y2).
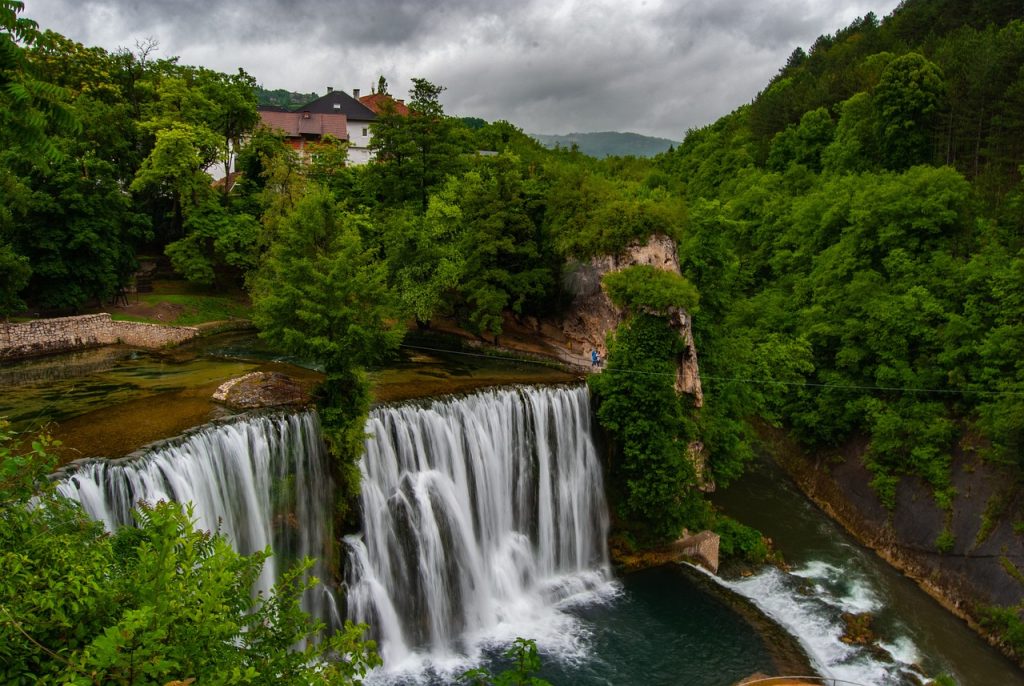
(255, 87, 319, 109)
(530, 131, 678, 158)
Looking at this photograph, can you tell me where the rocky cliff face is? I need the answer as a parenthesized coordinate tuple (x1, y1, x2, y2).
(521, 233, 703, 406)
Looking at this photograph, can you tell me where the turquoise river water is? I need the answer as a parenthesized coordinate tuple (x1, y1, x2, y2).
(3, 333, 1021, 685)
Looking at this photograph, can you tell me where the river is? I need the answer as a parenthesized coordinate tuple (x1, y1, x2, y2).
(713, 458, 1024, 685)
(0, 331, 576, 459)
(5, 334, 1023, 685)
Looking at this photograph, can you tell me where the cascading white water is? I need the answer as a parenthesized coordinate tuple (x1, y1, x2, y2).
(346, 385, 616, 673)
(53, 385, 616, 675)
(713, 562, 929, 684)
(55, 411, 340, 629)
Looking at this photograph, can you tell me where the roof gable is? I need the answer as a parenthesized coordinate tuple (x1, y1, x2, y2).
(299, 90, 377, 120)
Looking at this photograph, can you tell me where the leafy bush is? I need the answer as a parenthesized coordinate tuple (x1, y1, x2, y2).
(460, 638, 551, 686)
(602, 264, 700, 313)
(0, 422, 380, 685)
(979, 605, 1024, 659)
(714, 515, 771, 564)
(935, 528, 955, 553)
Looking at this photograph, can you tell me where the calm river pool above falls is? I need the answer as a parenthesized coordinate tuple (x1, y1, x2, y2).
(0, 331, 576, 459)
(4, 334, 1023, 685)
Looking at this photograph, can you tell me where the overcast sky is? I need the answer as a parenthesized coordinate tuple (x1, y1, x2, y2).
(26, 0, 902, 140)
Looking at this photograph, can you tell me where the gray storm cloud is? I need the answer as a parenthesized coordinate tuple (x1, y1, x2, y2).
(27, 0, 901, 139)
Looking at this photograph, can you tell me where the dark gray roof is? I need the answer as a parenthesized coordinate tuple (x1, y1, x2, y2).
(298, 91, 377, 120)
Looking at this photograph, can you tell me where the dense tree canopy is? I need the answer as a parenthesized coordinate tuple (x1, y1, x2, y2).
(657, 5, 1024, 537)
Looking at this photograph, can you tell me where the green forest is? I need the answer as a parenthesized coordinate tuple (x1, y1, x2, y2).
(3, 0, 1024, 679)
(531, 131, 679, 158)
(661, 0, 1024, 519)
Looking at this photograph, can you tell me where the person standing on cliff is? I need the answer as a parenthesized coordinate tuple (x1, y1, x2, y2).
(591, 349, 600, 368)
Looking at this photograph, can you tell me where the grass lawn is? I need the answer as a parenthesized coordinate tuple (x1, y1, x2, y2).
(109, 280, 253, 326)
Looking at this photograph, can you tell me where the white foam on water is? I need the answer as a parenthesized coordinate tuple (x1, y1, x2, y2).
(792, 560, 882, 614)
(349, 386, 616, 681)
(791, 560, 843, 581)
(881, 635, 920, 666)
(720, 564, 924, 686)
(362, 573, 620, 685)
(838, 577, 883, 614)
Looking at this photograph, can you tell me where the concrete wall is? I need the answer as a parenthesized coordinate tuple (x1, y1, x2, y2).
(0, 314, 198, 361)
(347, 144, 374, 165)
(670, 530, 720, 574)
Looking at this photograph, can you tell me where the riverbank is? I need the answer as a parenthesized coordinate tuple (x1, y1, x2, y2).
(713, 448, 1024, 685)
(757, 424, 1024, 671)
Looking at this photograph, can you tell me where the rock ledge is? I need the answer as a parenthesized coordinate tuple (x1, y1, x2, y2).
(212, 372, 309, 410)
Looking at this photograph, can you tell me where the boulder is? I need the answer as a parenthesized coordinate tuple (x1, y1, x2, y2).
(212, 372, 309, 410)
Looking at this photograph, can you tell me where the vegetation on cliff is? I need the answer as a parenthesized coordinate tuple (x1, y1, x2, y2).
(659, 0, 1024, 513)
(590, 312, 703, 541)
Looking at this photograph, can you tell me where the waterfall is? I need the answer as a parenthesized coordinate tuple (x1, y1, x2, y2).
(54, 385, 616, 675)
(346, 384, 616, 672)
(55, 411, 340, 629)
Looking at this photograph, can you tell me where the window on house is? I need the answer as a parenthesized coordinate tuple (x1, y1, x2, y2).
(333, 103, 341, 110)
(362, 127, 368, 137)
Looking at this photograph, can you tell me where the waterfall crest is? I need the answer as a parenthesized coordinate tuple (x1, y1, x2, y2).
(55, 412, 340, 628)
(347, 384, 615, 671)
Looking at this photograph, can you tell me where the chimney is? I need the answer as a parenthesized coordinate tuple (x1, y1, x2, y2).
(327, 86, 334, 93)
(397, 99, 405, 105)
(353, 88, 361, 99)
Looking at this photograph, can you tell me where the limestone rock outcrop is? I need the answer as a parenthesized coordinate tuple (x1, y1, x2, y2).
(517, 233, 703, 406)
(212, 372, 309, 410)
(687, 441, 716, 493)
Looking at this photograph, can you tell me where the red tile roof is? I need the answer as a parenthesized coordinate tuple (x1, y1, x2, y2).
(258, 110, 348, 140)
(358, 93, 409, 116)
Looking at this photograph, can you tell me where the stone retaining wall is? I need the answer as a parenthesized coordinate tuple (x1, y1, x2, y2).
(0, 314, 198, 360)
(670, 530, 721, 574)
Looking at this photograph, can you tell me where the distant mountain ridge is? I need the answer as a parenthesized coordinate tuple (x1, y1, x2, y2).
(530, 131, 678, 158)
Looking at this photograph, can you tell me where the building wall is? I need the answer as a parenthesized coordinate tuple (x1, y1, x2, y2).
(0, 314, 199, 361)
(348, 117, 373, 150)
(347, 117, 374, 165)
(348, 146, 374, 165)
